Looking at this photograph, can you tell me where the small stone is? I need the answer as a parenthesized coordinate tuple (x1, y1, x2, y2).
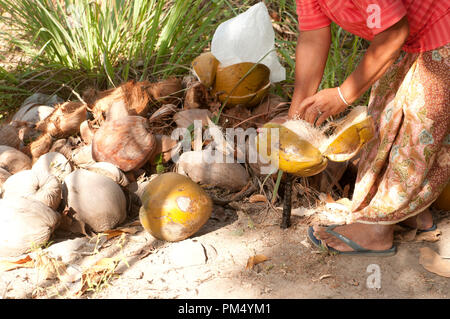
(166, 239, 207, 267)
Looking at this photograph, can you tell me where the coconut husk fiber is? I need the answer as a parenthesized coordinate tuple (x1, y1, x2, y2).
(35, 101, 87, 139)
(92, 102, 156, 172)
(83, 80, 153, 121)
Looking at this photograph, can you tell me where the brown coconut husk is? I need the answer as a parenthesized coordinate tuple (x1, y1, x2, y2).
(92, 116, 156, 172)
(184, 82, 209, 109)
(148, 104, 178, 124)
(147, 77, 183, 105)
(83, 80, 152, 122)
(35, 101, 87, 139)
(21, 133, 54, 162)
(92, 102, 156, 172)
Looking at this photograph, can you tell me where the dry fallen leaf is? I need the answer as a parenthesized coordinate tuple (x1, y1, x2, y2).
(102, 226, 140, 240)
(77, 257, 121, 296)
(245, 254, 269, 270)
(419, 247, 450, 278)
(34, 252, 68, 280)
(0, 255, 34, 272)
(248, 194, 267, 203)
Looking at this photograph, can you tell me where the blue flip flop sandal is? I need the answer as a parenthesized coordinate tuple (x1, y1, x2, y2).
(416, 223, 437, 234)
(307, 225, 397, 257)
(401, 222, 437, 234)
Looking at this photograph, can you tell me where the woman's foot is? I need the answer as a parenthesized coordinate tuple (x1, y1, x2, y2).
(312, 223, 394, 252)
(400, 209, 434, 230)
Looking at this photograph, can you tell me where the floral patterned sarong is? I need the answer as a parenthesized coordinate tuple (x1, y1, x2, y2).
(351, 44, 450, 224)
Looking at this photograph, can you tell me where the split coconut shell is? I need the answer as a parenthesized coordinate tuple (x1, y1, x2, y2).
(212, 62, 270, 107)
(192, 52, 220, 88)
(139, 172, 212, 242)
(257, 106, 374, 177)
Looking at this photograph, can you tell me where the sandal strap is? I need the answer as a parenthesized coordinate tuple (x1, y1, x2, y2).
(325, 224, 369, 252)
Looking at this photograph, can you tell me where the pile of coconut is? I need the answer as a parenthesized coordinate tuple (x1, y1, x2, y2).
(0, 62, 291, 258)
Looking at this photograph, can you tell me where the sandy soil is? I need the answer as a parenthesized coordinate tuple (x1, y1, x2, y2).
(0, 201, 448, 300)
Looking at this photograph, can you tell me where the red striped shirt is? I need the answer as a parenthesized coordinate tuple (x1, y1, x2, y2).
(296, 0, 450, 52)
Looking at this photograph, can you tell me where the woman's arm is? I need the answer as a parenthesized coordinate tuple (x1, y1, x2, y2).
(294, 16, 410, 126)
(288, 26, 331, 119)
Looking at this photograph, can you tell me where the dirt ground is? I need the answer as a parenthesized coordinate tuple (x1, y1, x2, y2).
(0, 200, 448, 300)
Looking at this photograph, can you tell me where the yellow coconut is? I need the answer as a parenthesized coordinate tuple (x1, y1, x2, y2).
(191, 52, 219, 88)
(321, 106, 375, 162)
(257, 123, 327, 177)
(212, 62, 270, 107)
(139, 172, 213, 242)
(433, 183, 450, 211)
(257, 106, 374, 176)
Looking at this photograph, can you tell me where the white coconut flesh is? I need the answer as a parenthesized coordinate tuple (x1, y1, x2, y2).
(281, 106, 372, 162)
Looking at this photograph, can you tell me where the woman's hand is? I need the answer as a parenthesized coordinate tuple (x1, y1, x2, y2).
(292, 87, 348, 126)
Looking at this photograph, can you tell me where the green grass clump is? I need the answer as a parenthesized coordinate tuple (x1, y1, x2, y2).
(0, 0, 368, 118)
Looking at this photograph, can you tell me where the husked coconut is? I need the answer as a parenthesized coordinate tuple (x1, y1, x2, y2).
(176, 150, 249, 191)
(79, 120, 94, 144)
(49, 139, 73, 159)
(0, 145, 31, 174)
(0, 124, 21, 149)
(71, 144, 95, 167)
(0, 167, 11, 191)
(62, 169, 127, 232)
(2, 170, 62, 211)
(92, 102, 156, 172)
(32, 152, 72, 181)
(12, 92, 61, 123)
(13, 105, 54, 124)
(85, 162, 129, 186)
(0, 197, 60, 257)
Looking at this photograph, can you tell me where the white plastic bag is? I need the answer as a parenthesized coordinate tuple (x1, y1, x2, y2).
(211, 2, 286, 83)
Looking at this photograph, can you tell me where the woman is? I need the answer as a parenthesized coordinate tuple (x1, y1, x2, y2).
(290, 0, 450, 255)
